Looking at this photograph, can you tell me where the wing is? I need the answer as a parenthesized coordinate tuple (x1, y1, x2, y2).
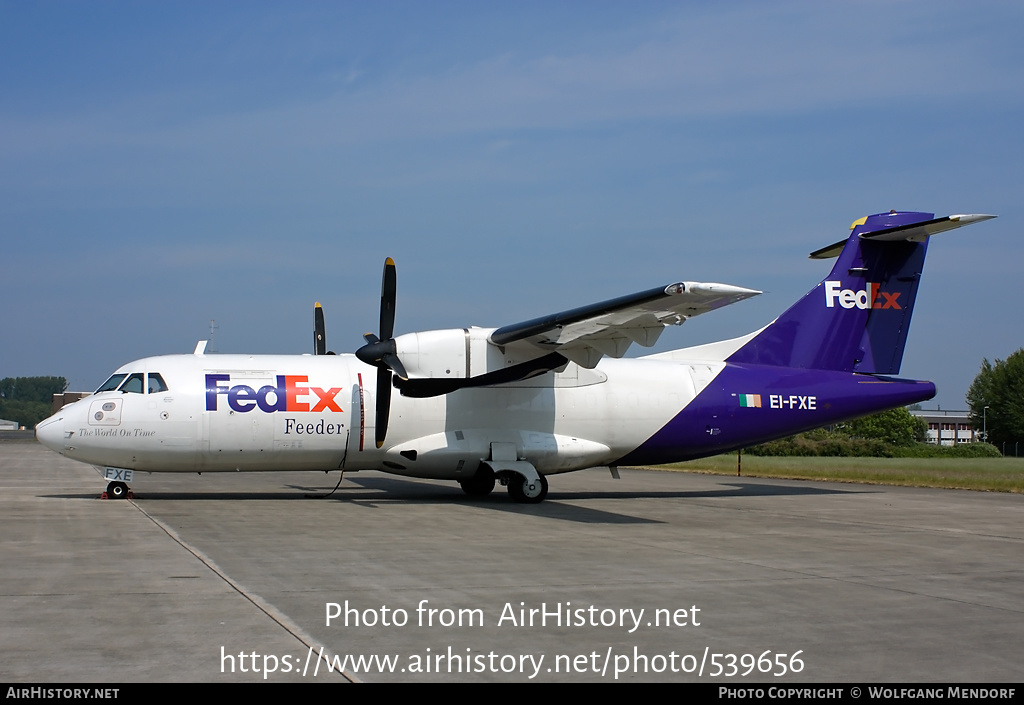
(489, 281, 761, 368)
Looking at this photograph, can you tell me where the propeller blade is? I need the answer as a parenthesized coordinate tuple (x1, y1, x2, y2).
(381, 352, 408, 381)
(354, 257, 401, 447)
(375, 367, 392, 448)
(380, 257, 397, 341)
(314, 302, 326, 355)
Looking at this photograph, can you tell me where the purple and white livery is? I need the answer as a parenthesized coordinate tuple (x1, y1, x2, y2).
(36, 211, 995, 502)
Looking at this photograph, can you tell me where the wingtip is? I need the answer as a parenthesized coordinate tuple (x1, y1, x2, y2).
(949, 214, 997, 223)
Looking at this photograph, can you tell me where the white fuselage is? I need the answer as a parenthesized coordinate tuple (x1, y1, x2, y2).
(37, 352, 719, 482)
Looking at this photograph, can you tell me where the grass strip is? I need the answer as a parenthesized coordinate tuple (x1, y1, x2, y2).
(645, 455, 1024, 493)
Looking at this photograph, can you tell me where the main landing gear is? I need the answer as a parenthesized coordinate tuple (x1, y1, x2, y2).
(458, 466, 496, 497)
(506, 473, 548, 504)
(104, 481, 133, 500)
(459, 465, 549, 504)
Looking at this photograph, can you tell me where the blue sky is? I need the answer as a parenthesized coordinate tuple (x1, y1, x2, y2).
(1, 1, 1021, 409)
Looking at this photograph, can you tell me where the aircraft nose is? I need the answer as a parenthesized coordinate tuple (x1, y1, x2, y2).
(35, 413, 65, 452)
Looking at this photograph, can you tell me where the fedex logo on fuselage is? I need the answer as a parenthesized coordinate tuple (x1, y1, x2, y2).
(824, 281, 901, 310)
(205, 374, 343, 413)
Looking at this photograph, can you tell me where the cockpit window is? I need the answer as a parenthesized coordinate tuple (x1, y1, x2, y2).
(96, 374, 127, 393)
(118, 373, 145, 394)
(147, 373, 169, 393)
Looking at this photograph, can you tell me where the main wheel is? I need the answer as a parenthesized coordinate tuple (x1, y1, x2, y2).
(106, 481, 129, 499)
(507, 473, 548, 504)
(459, 467, 496, 497)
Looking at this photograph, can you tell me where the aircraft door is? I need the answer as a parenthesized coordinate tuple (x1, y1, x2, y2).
(204, 371, 275, 468)
(347, 372, 370, 455)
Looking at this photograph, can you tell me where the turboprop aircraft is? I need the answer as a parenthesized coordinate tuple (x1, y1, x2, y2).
(35, 210, 994, 503)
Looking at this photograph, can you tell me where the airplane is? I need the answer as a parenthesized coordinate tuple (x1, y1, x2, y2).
(35, 210, 994, 503)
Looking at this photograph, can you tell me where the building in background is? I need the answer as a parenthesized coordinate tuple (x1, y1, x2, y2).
(910, 409, 976, 445)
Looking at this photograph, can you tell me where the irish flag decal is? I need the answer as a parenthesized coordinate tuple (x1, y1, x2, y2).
(738, 394, 762, 408)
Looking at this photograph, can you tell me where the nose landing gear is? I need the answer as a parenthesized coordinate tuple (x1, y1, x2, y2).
(103, 481, 133, 500)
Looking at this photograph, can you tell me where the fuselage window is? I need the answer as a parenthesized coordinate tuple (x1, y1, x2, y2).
(147, 373, 169, 393)
(118, 373, 145, 394)
(96, 374, 127, 393)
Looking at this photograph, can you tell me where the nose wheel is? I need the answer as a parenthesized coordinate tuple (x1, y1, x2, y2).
(104, 481, 132, 500)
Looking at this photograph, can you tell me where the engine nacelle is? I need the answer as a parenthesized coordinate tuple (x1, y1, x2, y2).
(392, 329, 469, 380)
(392, 327, 547, 381)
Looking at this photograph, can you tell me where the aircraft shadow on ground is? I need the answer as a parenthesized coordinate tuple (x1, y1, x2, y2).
(47, 477, 869, 526)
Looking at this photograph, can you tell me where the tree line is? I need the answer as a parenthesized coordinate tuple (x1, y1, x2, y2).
(967, 348, 1023, 454)
(746, 406, 1001, 458)
(0, 376, 68, 429)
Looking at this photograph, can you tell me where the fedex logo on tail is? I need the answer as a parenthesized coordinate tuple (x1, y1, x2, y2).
(824, 281, 901, 310)
(205, 374, 343, 413)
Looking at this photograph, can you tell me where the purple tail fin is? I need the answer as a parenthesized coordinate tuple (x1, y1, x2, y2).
(729, 211, 943, 374)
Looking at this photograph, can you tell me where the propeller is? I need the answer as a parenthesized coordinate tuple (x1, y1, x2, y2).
(314, 302, 326, 355)
(355, 258, 407, 448)
(313, 302, 335, 355)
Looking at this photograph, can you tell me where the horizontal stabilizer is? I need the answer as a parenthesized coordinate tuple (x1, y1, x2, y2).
(810, 213, 996, 259)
